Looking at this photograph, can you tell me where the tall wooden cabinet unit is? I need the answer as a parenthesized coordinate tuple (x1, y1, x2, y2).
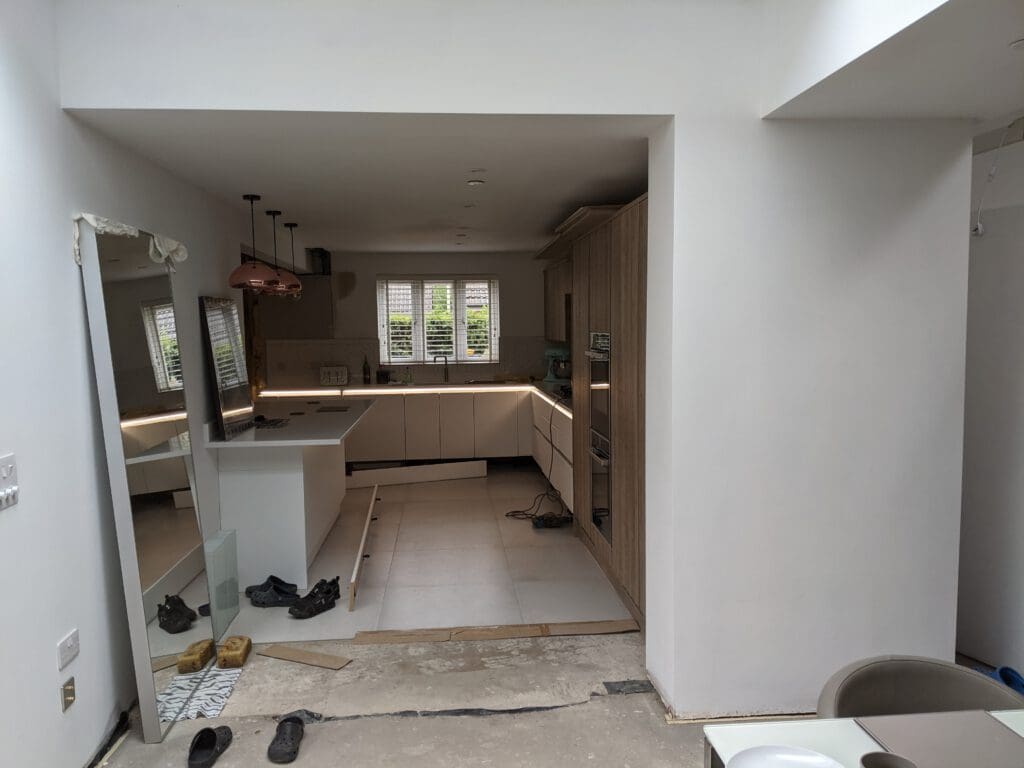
(572, 195, 647, 621)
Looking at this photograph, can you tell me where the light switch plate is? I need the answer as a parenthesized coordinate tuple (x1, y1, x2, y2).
(319, 365, 349, 386)
(57, 629, 80, 671)
(0, 452, 18, 510)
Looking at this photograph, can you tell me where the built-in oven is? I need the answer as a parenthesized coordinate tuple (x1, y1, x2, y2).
(587, 332, 612, 543)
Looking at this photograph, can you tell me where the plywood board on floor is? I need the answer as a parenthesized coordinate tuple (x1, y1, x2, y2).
(348, 460, 486, 488)
(151, 655, 178, 672)
(353, 619, 639, 645)
(256, 644, 353, 670)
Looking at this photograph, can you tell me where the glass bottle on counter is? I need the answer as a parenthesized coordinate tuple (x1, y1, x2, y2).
(362, 354, 371, 385)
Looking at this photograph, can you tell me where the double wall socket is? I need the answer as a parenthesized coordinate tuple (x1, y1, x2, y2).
(320, 365, 349, 386)
(57, 629, 80, 671)
(0, 452, 18, 509)
(61, 677, 76, 712)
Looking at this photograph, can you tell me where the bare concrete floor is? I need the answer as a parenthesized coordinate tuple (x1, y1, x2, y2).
(104, 633, 706, 767)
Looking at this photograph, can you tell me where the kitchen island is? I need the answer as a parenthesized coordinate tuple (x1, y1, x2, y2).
(207, 399, 373, 590)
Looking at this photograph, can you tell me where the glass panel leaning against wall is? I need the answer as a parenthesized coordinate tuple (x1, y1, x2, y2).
(376, 276, 500, 364)
(79, 225, 233, 743)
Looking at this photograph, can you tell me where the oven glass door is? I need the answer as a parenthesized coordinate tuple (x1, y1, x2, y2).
(590, 431, 612, 544)
(590, 357, 610, 440)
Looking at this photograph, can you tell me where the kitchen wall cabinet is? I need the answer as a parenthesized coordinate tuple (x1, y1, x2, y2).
(439, 393, 475, 458)
(344, 394, 406, 461)
(543, 258, 573, 343)
(587, 225, 611, 336)
(473, 391, 519, 457)
(404, 393, 440, 460)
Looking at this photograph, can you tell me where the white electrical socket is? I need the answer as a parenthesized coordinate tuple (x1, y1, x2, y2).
(319, 365, 349, 386)
(0, 452, 18, 510)
(57, 629, 80, 671)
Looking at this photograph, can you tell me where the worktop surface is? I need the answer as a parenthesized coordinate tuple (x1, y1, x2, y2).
(206, 398, 374, 449)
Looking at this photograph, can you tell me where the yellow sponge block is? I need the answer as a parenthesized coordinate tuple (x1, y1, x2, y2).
(217, 636, 253, 669)
(177, 639, 215, 674)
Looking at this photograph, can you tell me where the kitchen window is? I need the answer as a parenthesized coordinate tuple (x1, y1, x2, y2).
(376, 277, 500, 364)
(140, 300, 183, 392)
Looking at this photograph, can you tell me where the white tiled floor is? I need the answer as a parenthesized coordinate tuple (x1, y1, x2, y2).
(221, 463, 631, 643)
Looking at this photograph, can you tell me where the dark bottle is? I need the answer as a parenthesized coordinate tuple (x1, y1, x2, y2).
(362, 355, 371, 385)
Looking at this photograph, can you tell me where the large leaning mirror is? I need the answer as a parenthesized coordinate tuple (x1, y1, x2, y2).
(78, 218, 224, 742)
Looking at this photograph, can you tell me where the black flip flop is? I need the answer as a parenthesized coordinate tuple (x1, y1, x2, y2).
(188, 725, 233, 767)
(268, 716, 305, 764)
(245, 575, 298, 598)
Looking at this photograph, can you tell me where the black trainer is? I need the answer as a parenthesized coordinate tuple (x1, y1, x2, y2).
(157, 599, 193, 634)
(288, 577, 341, 620)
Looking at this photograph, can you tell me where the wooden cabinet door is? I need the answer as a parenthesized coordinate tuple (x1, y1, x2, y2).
(473, 391, 519, 457)
(345, 395, 406, 462)
(439, 393, 475, 458)
(543, 259, 572, 343)
(587, 226, 611, 335)
(404, 393, 440, 460)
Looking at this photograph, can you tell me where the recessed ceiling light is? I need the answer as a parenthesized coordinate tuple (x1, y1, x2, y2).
(466, 179, 486, 187)
(456, 225, 471, 230)
(1011, 37, 1024, 51)
(455, 242, 464, 246)
(456, 233, 467, 238)
(469, 167, 487, 174)
(463, 203, 476, 209)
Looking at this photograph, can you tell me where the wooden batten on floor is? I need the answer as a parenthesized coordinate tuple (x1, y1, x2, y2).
(347, 460, 487, 488)
(353, 619, 640, 645)
(348, 484, 378, 611)
(256, 644, 353, 670)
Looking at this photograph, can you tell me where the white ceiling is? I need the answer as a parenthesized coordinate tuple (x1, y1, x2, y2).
(767, 0, 1024, 120)
(97, 232, 168, 282)
(70, 111, 656, 254)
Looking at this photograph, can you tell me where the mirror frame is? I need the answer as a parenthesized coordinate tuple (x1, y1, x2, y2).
(78, 219, 200, 743)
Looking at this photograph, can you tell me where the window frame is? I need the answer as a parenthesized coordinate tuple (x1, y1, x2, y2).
(140, 299, 184, 393)
(376, 276, 500, 365)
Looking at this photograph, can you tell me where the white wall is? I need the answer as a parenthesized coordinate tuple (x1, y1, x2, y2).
(0, 2, 241, 764)
(760, 0, 947, 116)
(51, 0, 976, 719)
(958, 144, 1024, 668)
(264, 251, 547, 386)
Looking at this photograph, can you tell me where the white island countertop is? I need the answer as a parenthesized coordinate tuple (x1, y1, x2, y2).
(206, 398, 374, 449)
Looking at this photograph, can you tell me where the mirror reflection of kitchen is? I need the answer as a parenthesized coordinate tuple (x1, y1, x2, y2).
(98, 233, 214, 667)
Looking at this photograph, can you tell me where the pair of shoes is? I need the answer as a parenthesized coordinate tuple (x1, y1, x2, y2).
(269, 716, 305, 763)
(288, 577, 341, 620)
(188, 726, 232, 767)
(245, 575, 298, 598)
(158, 595, 196, 634)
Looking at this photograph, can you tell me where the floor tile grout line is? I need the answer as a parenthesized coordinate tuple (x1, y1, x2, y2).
(373, 491, 404, 631)
(491, 495, 527, 625)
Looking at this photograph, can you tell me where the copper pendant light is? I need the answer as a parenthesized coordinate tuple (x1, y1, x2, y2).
(281, 222, 303, 299)
(229, 194, 279, 292)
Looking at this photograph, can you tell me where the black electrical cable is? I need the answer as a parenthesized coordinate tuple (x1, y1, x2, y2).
(505, 392, 572, 525)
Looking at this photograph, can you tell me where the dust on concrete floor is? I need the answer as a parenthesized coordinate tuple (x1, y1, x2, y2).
(104, 633, 706, 767)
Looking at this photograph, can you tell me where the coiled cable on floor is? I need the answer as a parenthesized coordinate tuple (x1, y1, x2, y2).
(505, 392, 571, 526)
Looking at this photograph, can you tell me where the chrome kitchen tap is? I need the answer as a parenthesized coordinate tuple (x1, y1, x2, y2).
(433, 355, 450, 383)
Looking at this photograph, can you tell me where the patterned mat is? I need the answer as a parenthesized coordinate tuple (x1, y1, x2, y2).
(157, 666, 243, 722)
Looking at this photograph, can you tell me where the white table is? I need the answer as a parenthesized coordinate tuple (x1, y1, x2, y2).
(704, 718, 881, 768)
(207, 400, 373, 590)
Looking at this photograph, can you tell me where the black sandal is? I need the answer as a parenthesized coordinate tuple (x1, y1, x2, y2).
(288, 577, 340, 620)
(245, 575, 298, 598)
(251, 583, 301, 608)
(188, 725, 232, 767)
(268, 716, 305, 764)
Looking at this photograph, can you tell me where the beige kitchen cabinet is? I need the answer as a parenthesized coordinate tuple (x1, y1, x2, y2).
(345, 395, 406, 461)
(516, 392, 534, 457)
(473, 391, 519, 457)
(404, 393, 440, 460)
(550, 449, 573, 512)
(532, 426, 552, 478)
(531, 390, 553, 435)
(439, 393, 475, 458)
(550, 406, 573, 462)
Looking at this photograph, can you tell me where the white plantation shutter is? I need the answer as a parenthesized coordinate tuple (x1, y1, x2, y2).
(141, 300, 184, 392)
(376, 277, 500, 364)
(203, 301, 249, 389)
